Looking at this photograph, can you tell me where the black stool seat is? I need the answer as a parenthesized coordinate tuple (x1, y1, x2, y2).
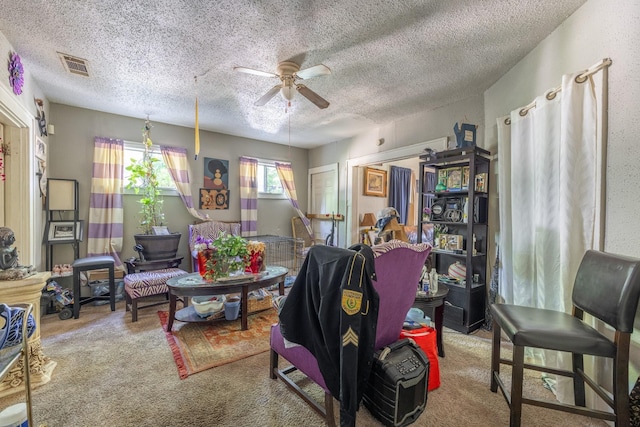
(72, 255, 116, 319)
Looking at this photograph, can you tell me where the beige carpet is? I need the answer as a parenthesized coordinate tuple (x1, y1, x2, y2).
(158, 309, 278, 379)
(0, 300, 607, 426)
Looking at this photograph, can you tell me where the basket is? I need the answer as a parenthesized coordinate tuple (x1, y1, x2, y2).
(247, 293, 273, 313)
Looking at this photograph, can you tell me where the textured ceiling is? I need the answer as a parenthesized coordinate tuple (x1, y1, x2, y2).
(0, 0, 586, 149)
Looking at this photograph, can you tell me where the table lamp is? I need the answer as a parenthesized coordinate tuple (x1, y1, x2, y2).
(360, 213, 377, 230)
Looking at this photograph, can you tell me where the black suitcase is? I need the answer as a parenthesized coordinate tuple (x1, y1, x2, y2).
(362, 338, 430, 426)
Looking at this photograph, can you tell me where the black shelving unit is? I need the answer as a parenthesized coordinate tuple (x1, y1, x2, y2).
(44, 178, 80, 272)
(418, 147, 491, 333)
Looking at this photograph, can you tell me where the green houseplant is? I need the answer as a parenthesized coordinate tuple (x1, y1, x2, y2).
(195, 233, 250, 281)
(125, 119, 180, 260)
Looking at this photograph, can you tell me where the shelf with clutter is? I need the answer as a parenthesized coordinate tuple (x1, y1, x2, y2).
(418, 146, 491, 334)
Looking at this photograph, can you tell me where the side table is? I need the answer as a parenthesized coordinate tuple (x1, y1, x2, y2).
(413, 283, 449, 357)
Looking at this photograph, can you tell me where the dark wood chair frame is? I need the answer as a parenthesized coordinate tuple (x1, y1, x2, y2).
(490, 250, 640, 426)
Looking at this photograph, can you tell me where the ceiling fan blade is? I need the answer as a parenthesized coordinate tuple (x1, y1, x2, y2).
(254, 84, 282, 106)
(234, 66, 278, 78)
(296, 84, 330, 109)
(295, 64, 331, 80)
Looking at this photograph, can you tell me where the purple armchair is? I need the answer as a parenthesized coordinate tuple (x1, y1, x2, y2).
(269, 240, 432, 426)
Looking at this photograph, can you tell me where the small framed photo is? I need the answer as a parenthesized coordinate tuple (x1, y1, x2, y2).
(446, 167, 462, 191)
(45, 220, 84, 243)
(363, 167, 387, 197)
(35, 137, 47, 161)
(475, 173, 487, 193)
(461, 166, 470, 190)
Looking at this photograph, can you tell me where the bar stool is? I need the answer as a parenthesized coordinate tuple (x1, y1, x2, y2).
(72, 255, 116, 319)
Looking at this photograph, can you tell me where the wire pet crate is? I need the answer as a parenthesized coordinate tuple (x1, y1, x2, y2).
(252, 235, 305, 277)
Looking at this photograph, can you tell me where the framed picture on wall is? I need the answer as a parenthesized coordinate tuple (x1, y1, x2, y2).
(200, 188, 229, 210)
(363, 167, 387, 197)
(35, 137, 47, 160)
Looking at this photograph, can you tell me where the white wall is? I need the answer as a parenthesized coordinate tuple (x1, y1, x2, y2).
(485, 0, 640, 258)
(0, 31, 50, 269)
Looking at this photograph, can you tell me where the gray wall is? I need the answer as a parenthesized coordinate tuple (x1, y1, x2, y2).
(48, 104, 308, 269)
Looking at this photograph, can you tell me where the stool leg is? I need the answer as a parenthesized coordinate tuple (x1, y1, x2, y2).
(108, 264, 116, 312)
(73, 268, 81, 319)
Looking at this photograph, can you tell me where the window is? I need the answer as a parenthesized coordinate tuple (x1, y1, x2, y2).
(123, 142, 176, 192)
(257, 161, 285, 198)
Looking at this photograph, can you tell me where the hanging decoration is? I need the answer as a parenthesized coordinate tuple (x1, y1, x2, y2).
(194, 76, 200, 160)
(34, 98, 48, 137)
(0, 136, 6, 182)
(8, 52, 24, 95)
(194, 97, 200, 160)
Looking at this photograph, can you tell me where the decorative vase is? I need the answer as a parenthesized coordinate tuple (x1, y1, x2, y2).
(197, 250, 213, 278)
(245, 249, 265, 274)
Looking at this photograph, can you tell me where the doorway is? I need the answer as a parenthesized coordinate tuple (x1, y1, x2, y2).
(307, 163, 338, 245)
(344, 137, 448, 246)
(0, 86, 39, 267)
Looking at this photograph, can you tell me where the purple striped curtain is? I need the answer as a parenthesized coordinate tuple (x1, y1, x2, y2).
(275, 162, 312, 236)
(239, 157, 257, 236)
(87, 137, 124, 266)
(160, 146, 206, 221)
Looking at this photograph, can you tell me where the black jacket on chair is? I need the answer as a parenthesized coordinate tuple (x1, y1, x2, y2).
(279, 244, 378, 427)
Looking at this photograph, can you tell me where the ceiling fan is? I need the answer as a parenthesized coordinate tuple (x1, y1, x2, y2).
(234, 61, 331, 109)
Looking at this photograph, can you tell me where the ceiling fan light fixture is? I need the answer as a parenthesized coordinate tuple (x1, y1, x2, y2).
(280, 84, 295, 101)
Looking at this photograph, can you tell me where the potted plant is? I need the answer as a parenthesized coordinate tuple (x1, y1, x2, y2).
(194, 233, 250, 281)
(125, 119, 181, 260)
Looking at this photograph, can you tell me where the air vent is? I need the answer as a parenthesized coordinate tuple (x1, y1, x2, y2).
(57, 52, 89, 77)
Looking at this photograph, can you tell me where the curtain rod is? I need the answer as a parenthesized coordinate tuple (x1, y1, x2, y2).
(505, 58, 612, 125)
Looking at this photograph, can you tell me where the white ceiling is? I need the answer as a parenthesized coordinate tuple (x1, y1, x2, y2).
(0, 0, 586, 149)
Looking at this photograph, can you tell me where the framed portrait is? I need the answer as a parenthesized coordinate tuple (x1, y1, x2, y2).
(45, 220, 84, 243)
(203, 157, 229, 190)
(35, 137, 47, 161)
(363, 167, 387, 197)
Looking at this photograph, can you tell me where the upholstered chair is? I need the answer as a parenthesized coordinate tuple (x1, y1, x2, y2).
(269, 240, 432, 426)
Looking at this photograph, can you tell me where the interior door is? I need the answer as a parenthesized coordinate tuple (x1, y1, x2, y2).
(308, 164, 338, 244)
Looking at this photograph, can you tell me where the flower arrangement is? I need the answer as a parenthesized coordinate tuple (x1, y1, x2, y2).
(8, 52, 24, 95)
(195, 233, 250, 281)
(422, 206, 431, 221)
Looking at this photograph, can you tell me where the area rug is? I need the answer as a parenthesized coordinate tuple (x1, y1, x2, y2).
(157, 309, 278, 379)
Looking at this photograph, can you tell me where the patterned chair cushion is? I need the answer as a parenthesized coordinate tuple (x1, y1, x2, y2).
(124, 268, 187, 299)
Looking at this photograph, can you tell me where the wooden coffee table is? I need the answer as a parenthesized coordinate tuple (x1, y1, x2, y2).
(165, 265, 288, 332)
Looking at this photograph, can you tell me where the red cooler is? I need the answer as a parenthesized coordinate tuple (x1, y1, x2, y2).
(400, 327, 440, 391)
